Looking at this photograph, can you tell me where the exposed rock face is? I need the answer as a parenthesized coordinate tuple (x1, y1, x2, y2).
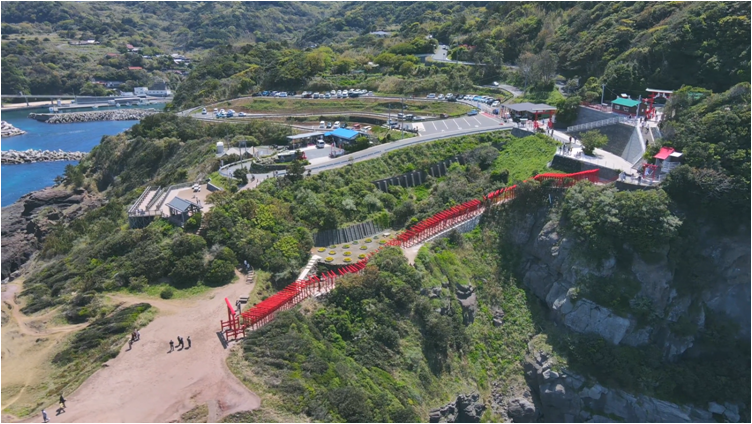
(2, 149, 86, 164)
(28, 108, 158, 123)
(455, 283, 478, 325)
(524, 339, 718, 423)
(429, 393, 486, 423)
(1, 186, 103, 280)
(514, 210, 750, 355)
(1, 120, 26, 137)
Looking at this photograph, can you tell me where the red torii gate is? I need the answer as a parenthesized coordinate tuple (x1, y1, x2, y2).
(222, 169, 601, 336)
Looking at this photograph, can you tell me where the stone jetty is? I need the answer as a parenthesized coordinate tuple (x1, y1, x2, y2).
(28, 108, 159, 123)
(1, 149, 86, 164)
(1, 121, 27, 137)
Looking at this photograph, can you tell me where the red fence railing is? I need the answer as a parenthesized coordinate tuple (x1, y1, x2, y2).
(221, 169, 599, 338)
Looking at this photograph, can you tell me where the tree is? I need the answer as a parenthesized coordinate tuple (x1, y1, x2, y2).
(233, 168, 248, 186)
(556, 95, 582, 125)
(204, 259, 235, 286)
(287, 159, 305, 183)
(580, 130, 608, 155)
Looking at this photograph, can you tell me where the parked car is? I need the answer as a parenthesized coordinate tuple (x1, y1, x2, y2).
(316, 138, 326, 148)
(467, 109, 479, 116)
(313, 92, 320, 99)
(438, 94, 445, 100)
(492, 109, 500, 115)
(331, 90, 336, 96)
(319, 121, 326, 129)
(427, 93, 436, 99)
(202, 108, 207, 115)
(492, 101, 500, 107)
(238, 112, 247, 117)
(413, 116, 426, 121)
(333, 121, 340, 129)
(493, 81, 500, 86)
(367, 91, 374, 96)
(326, 122, 333, 128)
(251, 92, 262, 97)
(279, 92, 288, 98)
(325, 93, 331, 99)
(261, 91, 270, 96)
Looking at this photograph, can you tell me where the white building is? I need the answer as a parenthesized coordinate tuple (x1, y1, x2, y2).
(146, 82, 171, 97)
(134, 87, 148, 97)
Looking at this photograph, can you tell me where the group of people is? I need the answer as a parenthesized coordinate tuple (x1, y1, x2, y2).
(168, 335, 191, 352)
(41, 395, 66, 422)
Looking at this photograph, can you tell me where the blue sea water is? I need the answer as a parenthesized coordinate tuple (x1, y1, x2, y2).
(1, 104, 164, 206)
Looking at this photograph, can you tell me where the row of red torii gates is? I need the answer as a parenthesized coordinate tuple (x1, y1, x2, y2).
(221, 169, 601, 340)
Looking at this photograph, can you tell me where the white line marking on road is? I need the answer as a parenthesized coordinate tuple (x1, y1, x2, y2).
(431, 122, 437, 131)
(442, 120, 448, 129)
(463, 118, 471, 127)
(473, 117, 482, 125)
(455, 120, 462, 130)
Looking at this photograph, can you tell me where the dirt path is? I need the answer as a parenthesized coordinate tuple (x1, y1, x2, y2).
(14, 277, 260, 423)
(2, 282, 92, 418)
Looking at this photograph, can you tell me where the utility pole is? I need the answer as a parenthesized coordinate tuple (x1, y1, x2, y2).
(600, 84, 606, 106)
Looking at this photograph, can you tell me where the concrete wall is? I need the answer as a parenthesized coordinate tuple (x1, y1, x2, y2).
(314, 221, 385, 247)
(571, 123, 643, 165)
(560, 106, 614, 129)
(373, 154, 467, 192)
(550, 155, 621, 180)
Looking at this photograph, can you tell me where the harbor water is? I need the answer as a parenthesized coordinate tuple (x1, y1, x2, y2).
(1, 104, 164, 206)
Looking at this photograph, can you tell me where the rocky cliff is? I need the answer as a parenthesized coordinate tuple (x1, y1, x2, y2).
(1, 186, 103, 280)
(520, 338, 740, 423)
(500, 206, 750, 422)
(513, 209, 750, 356)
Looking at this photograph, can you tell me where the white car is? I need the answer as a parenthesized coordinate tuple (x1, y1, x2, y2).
(438, 94, 445, 100)
(202, 108, 207, 115)
(491, 101, 500, 107)
(213, 108, 218, 112)
(336, 90, 343, 98)
(493, 81, 500, 86)
(279, 92, 288, 97)
(333, 121, 340, 129)
(238, 112, 247, 117)
(427, 93, 436, 99)
(319, 121, 326, 129)
(331, 90, 336, 96)
(316, 138, 326, 148)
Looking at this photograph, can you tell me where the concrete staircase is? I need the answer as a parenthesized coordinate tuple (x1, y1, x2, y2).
(297, 255, 322, 281)
(567, 116, 630, 132)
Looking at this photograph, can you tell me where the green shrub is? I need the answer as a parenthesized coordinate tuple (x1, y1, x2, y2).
(160, 288, 174, 299)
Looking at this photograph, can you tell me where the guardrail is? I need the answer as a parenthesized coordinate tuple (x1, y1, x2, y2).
(221, 169, 600, 337)
(566, 117, 631, 132)
(128, 185, 152, 215)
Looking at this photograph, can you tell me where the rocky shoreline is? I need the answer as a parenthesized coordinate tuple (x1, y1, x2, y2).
(1, 149, 86, 164)
(1, 121, 27, 137)
(28, 108, 159, 124)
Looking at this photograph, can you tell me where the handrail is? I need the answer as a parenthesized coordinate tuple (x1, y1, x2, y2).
(128, 185, 152, 214)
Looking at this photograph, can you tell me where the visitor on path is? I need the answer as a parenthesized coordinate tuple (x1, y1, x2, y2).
(169, 340, 174, 352)
(128, 338, 133, 350)
(187, 336, 192, 349)
(59, 395, 66, 409)
(131, 331, 137, 342)
(42, 410, 49, 423)
(177, 336, 184, 349)
(136, 329, 140, 341)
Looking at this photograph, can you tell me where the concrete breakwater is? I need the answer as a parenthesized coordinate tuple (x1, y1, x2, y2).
(1, 121, 27, 137)
(2, 149, 86, 164)
(28, 108, 159, 123)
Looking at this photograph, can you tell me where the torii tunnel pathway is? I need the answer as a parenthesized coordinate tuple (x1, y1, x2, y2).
(220, 169, 600, 340)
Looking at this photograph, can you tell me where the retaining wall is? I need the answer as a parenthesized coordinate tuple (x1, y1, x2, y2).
(314, 220, 384, 247)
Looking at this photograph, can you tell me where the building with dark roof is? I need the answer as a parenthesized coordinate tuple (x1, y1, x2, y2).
(165, 197, 201, 226)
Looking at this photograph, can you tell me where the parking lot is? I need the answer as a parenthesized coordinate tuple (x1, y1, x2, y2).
(408, 113, 503, 136)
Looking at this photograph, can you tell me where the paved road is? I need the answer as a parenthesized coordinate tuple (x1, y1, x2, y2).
(431, 44, 479, 66)
(222, 117, 515, 182)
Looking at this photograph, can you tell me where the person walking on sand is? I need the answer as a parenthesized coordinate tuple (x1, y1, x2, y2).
(136, 329, 140, 341)
(187, 336, 192, 349)
(177, 336, 184, 349)
(42, 409, 49, 423)
(59, 395, 66, 409)
(169, 340, 174, 352)
(128, 338, 133, 350)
